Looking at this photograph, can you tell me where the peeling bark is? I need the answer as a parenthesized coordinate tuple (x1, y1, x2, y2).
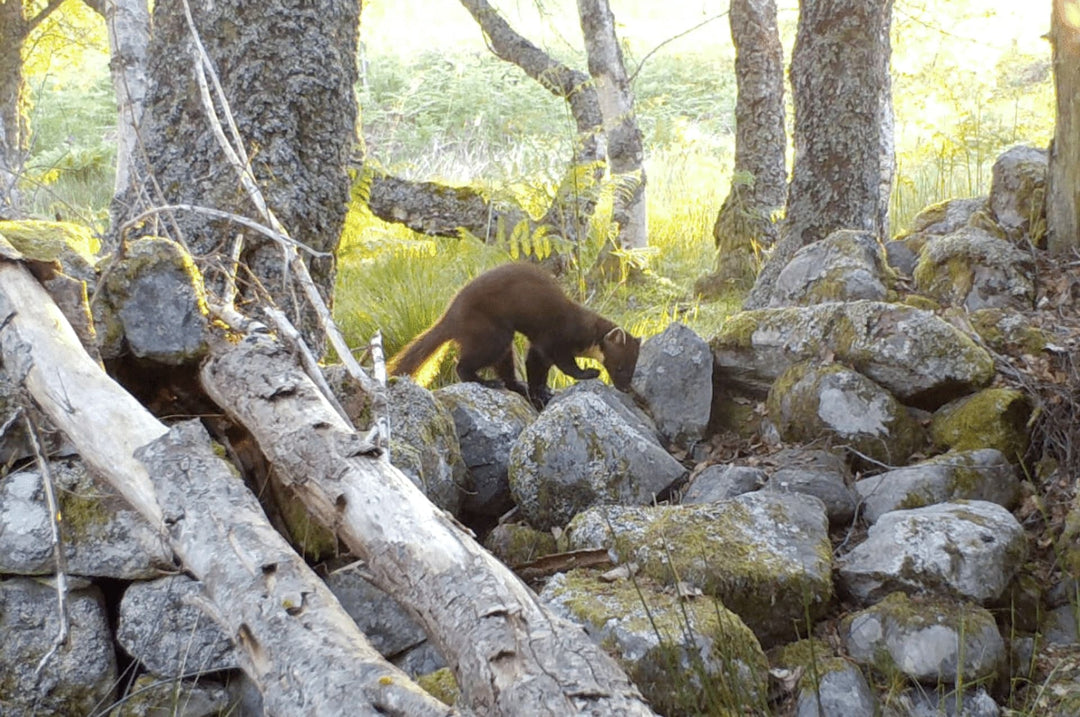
(0, 258, 454, 716)
(200, 338, 656, 716)
(745, 0, 894, 309)
(1048, 0, 1080, 254)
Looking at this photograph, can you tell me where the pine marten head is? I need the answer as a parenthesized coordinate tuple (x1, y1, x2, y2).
(601, 327, 641, 392)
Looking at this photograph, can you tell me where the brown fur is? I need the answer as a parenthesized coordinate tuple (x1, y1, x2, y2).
(389, 263, 640, 407)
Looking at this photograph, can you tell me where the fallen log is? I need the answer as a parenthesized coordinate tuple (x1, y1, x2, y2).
(200, 336, 656, 715)
(0, 257, 454, 717)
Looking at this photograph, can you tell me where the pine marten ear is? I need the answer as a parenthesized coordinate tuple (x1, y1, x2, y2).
(604, 327, 627, 345)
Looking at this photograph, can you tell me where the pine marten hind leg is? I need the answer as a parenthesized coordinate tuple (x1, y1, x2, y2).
(525, 345, 555, 409)
(493, 346, 529, 400)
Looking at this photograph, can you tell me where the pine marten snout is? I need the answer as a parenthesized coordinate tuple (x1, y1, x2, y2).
(388, 263, 641, 408)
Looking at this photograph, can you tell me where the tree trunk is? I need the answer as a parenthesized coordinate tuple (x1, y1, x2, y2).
(577, 0, 648, 262)
(0, 256, 453, 717)
(112, 0, 359, 349)
(93, 0, 151, 249)
(705, 0, 786, 293)
(459, 0, 606, 246)
(1048, 0, 1080, 254)
(0, 1, 26, 219)
(200, 338, 656, 716)
(744, 0, 894, 309)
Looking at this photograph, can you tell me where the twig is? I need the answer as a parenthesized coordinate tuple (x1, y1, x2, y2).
(628, 11, 728, 84)
(25, 413, 70, 677)
(368, 330, 391, 460)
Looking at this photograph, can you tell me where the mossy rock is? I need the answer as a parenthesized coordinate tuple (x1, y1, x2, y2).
(0, 219, 99, 281)
(930, 387, 1031, 461)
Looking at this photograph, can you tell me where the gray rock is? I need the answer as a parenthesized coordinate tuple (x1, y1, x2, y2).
(0, 372, 76, 466)
(842, 592, 1004, 685)
(884, 239, 918, 276)
(773, 229, 892, 306)
(113, 675, 232, 717)
(902, 197, 989, 238)
(325, 563, 428, 658)
(630, 322, 713, 447)
(854, 449, 1019, 524)
(118, 574, 237, 677)
(509, 392, 686, 530)
(914, 227, 1035, 311)
(796, 660, 876, 717)
(837, 500, 1027, 604)
(567, 492, 834, 647)
(549, 378, 661, 445)
(767, 361, 925, 471)
(106, 236, 209, 363)
(711, 301, 994, 409)
(682, 464, 766, 504)
(434, 383, 536, 517)
(392, 640, 447, 677)
(542, 570, 770, 715)
(1041, 604, 1079, 646)
(0, 577, 117, 714)
(988, 145, 1047, 242)
(387, 377, 470, 515)
(0, 458, 174, 579)
(765, 460, 858, 528)
(884, 687, 1001, 717)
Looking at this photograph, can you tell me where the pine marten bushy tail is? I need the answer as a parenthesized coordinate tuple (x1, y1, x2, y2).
(387, 318, 454, 379)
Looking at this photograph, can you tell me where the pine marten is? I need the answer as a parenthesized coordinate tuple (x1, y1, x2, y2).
(389, 263, 640, 408)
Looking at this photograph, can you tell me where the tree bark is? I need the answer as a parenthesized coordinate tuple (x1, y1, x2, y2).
(459, 0, 606, 245)
(0, 0, 66, 218)
(577, 0, 648, 259)
(0, 256, 453, 717)
(706, 0, 787, 292)
(200, 339, 656, 716)
(90, 0, 150, 248)
(744, 0, 894, 309)
(363, 168, 533, 242)
(112, 0, 360, 348)
(1048, 0, 1080, 254)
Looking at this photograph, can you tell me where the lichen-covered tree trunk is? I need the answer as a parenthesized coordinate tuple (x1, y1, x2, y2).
(1048, 0, 1080, 254)
(112, 0, 360, 347)
(705, 0, 786, 293)
(744, 0, 894, 309)
(577, 0, 648, 261)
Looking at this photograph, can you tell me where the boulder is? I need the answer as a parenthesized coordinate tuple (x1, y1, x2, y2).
(387, 377, 470, 515)
(766, 361, 925, 470)
(841, 592, 1005, 684)
(113, 675, 232, 716)
(0, 577, 117, 714)
(988, 145, 1048, 244)
(913, 227, 1035, 311)
(542, 570, 770, 715)
(483, 522, 558, 566)
(930, 387, 1031, 461)
(325, 563, 430, 659)
(117, 574, 237, 677)
(772, 229, 892, 306)
(0, 457, 174, 579)
(837, 500, 1027, 604)
(711, 301, 994, 408)
(681, 464, 766, 504)
(762, 448, 856, 527)
(508, 392, 686, 530)
(853, 449, 1019, 524)
(630, 322, 712, 447)
(565, 492, 833, 646)
(434, 383, 536, 518)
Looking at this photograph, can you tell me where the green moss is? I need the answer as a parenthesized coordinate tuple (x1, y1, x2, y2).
(714, 311, 762, 348)
(930, 388, 1030, 461)
(0, 219, 100, 263)
(415, 668, 459, 707)
(59, 490, 111, 541)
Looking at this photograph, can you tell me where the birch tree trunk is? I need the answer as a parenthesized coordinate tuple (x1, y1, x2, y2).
(112, 0, 359, 349)
(744, 0, 894, 309)
(705, 0, 786, 292)
(459, 0, 606, 245)
(0, 256, 453, 717)
(577, 0, 648, 260)
(200, 338, 656, 716)
(90, 0, 150, 248)
(1048, 0, 1080, 254)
